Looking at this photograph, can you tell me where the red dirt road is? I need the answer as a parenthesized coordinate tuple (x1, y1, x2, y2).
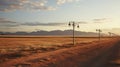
(0, 39, 120, 67)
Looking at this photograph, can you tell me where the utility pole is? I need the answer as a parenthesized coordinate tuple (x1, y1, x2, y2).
(108, 32, 112, 37)
(96, 29, 102, 41)
(69, 21, 79, 45)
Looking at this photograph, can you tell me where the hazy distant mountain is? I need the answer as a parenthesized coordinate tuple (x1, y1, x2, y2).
(0, 30, 101, 36)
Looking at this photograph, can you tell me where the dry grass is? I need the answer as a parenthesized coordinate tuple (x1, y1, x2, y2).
(0, 36, 111, 63)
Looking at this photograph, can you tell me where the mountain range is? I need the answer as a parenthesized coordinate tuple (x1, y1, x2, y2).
(0, 30, 102, 36)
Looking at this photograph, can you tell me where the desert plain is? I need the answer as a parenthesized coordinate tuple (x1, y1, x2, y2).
(0, 36, 120, 67)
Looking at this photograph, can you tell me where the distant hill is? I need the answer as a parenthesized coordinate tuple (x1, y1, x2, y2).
(0, 30, 103, 36)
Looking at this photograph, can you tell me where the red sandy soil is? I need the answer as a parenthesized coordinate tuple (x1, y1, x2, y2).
(0, 38, 120, 67)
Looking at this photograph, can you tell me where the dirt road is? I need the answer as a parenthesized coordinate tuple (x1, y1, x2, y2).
(0, 39, 120, 67)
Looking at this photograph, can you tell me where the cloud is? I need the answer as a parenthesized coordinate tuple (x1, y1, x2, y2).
(0, 0, 25, 12)
(0, 23, 19, 27)
(0, 0, 81, 12)
(22, 21, 88, 26)
(0, 0, 56, 12)
(78, 21, 88, 24)
(93, 18, 109, 23)
(0, 18, 16, 23)
(29, 0, 56, 11)
(93, 18, 107, 21)
(21, 22, 66, 26)
(0, 18, 20, 27)
(0, 17, 88, 27)
(56, 0, 79, 5)
(0, 18, 66, 27)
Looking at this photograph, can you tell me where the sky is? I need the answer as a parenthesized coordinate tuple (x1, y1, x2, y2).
(0, 0, 120, 34)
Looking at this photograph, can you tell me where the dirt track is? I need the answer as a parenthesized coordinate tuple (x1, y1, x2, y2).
(0, 39, 120, 67)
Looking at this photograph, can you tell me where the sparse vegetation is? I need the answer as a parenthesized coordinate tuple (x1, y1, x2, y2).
(0, 37, 119, 67)
(0, 37, 100, 63)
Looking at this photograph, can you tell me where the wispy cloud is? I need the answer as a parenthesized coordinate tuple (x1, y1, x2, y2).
(0, 17, 88, 27)
(78, 21, 88, 24)
(0, 0, 56, 12)
(0, 18, 20, 27)
(0, 0, 80, 12)
(56, 0, 80, 5)
(21, 22, 66, 26)
(0, 18, 16, 23)
(93, 18, 109, 23)
(93, 18, 107, 21)
(0, 18, 67, 27)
